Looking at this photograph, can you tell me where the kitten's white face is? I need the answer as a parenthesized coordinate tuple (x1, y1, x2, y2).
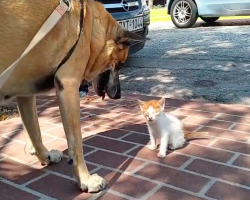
(138, 97, 165, 122)
(144, 106, 161, 122)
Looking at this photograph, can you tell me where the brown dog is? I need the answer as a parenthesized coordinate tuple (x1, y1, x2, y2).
(0, 0, 145, 192)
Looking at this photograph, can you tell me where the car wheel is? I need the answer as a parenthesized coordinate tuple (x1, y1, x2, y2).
(170, 0, 198, 28)
(200, 17, 220, 23)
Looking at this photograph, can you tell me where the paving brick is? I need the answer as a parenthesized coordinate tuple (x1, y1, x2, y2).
(119, 123, 149, 134)
(96, 192, 126, 200)
(129, 146, 190, 167)
(81, 107, 120, 118)
(110, 104, 141, 114)
(0, 182, 39, 200)
(205, 181, 250, 200)
(172, 109, 217, 118)
(212, 139, 250, 154)
(198, 126, 250, 142)
(188, 138, 215, 146)
(186, 159, 250, 187)
(82, 115, 124, 128)
(0, 142, 39, 163)
(84, 136, 135, 153)
(46, 157, 97, 177)
(3, 130, 53, 143)
(116, 112, 146, 124)
(104, 98, 138, 106)
(183, 117, 233, 129)
(0, 135, 12, 147)
(43, 139, 68, 152)
(81, 100, 116, 110)
(216, 114, 250, 124)
(0, 158, 45, 184)
(183, 123, 201, 132)
(37, 106, 60, 122)
(165, 107, 179, 113)
(171, 113, 188, 120)
(85, 150, 145, 172)
(176, 143, 234, 163)
(0, 117, 23, 134)
(81, 107, 109, 115)
(232, 123, 250, 133)
(96, 168, 157, 199)
(232, 154, 250, 169)
(27, 174, 93, 200)
(147, 186, 206, 200)
(122, 132, 149, 145)
(135, 163, 209, 192)
(81, 125, 112, 135)
(44, 126, 67, 139)
(96, 129, 131, 139)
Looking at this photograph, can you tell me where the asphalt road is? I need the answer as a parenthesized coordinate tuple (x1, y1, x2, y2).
(121, 19, 250, 105)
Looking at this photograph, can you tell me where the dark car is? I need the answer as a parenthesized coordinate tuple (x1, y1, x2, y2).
(98, 0, 150, 55)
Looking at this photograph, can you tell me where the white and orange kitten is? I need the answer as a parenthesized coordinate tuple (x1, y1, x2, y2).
(138, 97, 186, 158)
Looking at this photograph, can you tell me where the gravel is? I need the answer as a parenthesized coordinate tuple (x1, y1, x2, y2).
(121, 19, 250, 105)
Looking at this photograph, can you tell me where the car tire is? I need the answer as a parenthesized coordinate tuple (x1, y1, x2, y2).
(200, 17, 220, 23)
(170, 0, 198, 28)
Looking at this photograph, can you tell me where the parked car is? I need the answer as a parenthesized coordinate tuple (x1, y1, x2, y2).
(98, 0, 150, 55)
(166, 0, 250, 28)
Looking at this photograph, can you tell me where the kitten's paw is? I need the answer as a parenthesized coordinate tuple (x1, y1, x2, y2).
(148, 144, 157, 150)
(157, 152, 166, 158)
(168, 144, 175, 150)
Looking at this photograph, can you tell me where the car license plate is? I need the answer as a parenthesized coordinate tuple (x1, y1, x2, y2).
(118, 17, 143, 32)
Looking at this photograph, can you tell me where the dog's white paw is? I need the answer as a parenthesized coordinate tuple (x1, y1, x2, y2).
(47, 149, 63, 164)
(79, 174, 107, 193)
(28, 146, 36, 155)
(148, 144, 157, 150)
(157, 152, 166, 158)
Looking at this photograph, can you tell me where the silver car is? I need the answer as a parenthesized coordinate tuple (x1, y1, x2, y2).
(166, 0, 250, 28)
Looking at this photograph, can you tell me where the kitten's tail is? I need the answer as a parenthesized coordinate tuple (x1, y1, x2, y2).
(184, 132, 210, 141)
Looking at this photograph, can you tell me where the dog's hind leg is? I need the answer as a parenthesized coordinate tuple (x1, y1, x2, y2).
(17, 96, 62, 165)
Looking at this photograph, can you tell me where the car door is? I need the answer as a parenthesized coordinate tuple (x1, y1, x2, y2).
(223, 0, 250, 10)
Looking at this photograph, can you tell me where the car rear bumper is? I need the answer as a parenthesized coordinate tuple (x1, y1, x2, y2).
(128, 26, 149, 55)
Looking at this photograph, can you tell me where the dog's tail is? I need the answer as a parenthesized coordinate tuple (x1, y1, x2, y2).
(184, 131, 210, 141)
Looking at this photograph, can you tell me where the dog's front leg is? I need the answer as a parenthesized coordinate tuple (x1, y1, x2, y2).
(17, 96, 62, 164)
(54, 75, 107, 193)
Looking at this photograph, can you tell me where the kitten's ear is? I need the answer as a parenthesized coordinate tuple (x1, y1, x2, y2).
(137, 99, 144, 109)
(159, 97, 165, 110)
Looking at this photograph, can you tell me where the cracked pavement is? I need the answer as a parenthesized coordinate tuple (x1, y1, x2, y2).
(122, 19, 250, 105)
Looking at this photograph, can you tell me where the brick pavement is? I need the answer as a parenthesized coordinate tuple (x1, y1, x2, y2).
(1, 91, 250, 199)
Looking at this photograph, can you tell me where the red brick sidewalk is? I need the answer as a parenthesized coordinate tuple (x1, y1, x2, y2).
(1, 92, 250, 200)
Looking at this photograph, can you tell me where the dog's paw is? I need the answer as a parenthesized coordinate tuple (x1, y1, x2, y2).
(148, 144, 157, 150)
(27, 145, 36, 155)
(46, 149, 63, 164)
(157, 152, 166, 158)
(80, 174, 107, 193)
